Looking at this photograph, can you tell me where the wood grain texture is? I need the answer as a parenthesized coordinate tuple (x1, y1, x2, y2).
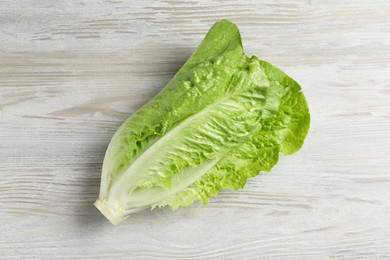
(1, 0, 390, 259)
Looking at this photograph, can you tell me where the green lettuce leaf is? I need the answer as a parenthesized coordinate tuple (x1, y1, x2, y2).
(94, 19, 310, 225)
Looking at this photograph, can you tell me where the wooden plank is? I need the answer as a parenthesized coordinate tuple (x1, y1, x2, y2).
(1, 0, 390, 259)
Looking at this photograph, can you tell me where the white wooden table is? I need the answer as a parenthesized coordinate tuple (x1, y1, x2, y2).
(1, 1, 390, 259)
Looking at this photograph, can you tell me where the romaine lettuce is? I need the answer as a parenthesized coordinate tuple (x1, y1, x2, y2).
(94, 19, 310, 225)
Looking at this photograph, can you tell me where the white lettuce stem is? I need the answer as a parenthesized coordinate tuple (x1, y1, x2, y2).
(124, 157, 221, 208)
(95, 157, 220, 224)
(97, 157, 221, 224)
